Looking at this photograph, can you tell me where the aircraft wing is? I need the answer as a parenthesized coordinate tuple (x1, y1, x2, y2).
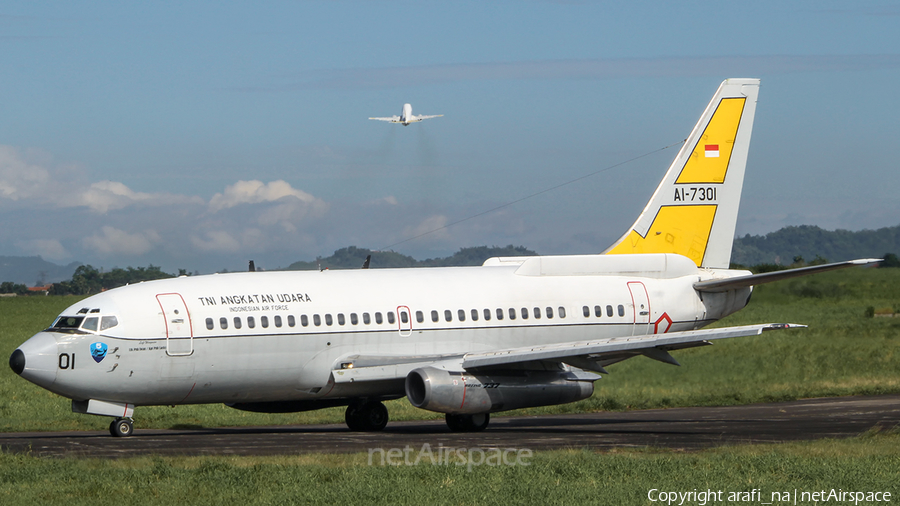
(462, 323, 803, 372)
(413, 114, 443, 121)
(331, 323, 803, 383)
(369, 116, 401, 122)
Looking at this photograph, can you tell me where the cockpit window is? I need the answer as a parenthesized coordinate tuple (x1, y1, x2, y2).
(82, 317, 99, 332)
(52, 316, 84, 329)
(100, 316, 119, 331)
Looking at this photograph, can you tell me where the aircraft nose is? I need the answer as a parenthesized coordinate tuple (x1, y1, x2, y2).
(11, 332, 58, 387)
(9, 349, 25, 375)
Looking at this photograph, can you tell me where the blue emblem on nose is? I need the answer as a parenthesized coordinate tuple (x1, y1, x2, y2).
(90, 342, 108, 363)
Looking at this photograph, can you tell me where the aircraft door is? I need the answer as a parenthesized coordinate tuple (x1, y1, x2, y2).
(627, 282, 651, 336)
(397, 306, 412, 337)
(157, 293, 193, 356)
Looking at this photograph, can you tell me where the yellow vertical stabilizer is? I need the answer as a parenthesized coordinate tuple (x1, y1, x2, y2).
(604, 79, 759, 268)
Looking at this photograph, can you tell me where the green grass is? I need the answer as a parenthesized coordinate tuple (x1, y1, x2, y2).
(1, 431, 899, 505)
(2, 268, 899, 433)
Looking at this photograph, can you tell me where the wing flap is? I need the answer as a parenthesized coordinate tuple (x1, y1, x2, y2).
(462, 323, 803, 369)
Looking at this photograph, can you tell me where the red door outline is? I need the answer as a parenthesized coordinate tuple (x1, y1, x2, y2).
(626, 282, 651, 336)
(397, 306, 412, 337)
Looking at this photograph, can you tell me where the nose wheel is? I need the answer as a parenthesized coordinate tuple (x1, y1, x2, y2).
(109, 418, 134, 437)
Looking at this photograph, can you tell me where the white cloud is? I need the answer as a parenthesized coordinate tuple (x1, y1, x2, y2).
(82, 226, 160, 256)
(0, 145, 51, 201)
(15, 239, 70, 262)
(403, 214, 451, 242)
(190, 230, 243, 253)
(209, 180, 325, 212)
(71, 180, 204, 213)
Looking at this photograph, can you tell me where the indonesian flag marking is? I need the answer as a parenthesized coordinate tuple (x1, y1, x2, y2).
(704, 144, 719, 158)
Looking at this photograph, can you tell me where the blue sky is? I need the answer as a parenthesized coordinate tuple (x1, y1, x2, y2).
(1, 1, 898, 273)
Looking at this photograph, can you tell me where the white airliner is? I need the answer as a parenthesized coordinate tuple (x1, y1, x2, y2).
(369, 103, 442, 126)
(10, 79, 878, 437)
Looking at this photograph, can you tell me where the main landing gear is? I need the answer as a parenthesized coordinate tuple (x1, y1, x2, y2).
(345, 400, 389, 431)
(446, 413, 490, 432)
(109, 418, 134, 437)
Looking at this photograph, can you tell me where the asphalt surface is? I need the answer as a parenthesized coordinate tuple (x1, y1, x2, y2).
(1, 395, 898, 458)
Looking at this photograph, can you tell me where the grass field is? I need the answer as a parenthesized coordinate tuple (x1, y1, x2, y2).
(1, 431, 898, 505)
(1, 267, 899, 433)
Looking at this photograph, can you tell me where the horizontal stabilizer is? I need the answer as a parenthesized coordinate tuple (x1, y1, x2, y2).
(694, 259, 881, 292)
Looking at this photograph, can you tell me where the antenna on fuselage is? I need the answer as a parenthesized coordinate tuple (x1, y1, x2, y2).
(361, 255, 371, 269)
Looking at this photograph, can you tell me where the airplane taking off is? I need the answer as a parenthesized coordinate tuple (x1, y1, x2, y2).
(11, 79, 878, 437)
(369, 103, 442, 125)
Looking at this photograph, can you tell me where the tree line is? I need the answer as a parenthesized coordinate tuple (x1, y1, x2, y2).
(3, 244, 897, 297)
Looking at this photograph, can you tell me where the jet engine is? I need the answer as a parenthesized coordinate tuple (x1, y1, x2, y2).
(405, 367, 594, 415)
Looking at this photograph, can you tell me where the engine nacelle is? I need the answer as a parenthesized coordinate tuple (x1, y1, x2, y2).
(405, 367, 595, 415)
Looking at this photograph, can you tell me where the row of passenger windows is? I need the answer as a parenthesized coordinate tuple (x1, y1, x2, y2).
(584, 304, 626, 318)
(203, 303, 627, 332)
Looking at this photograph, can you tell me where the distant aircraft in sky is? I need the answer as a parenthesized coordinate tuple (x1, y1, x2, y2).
(369, 103, 442, 126)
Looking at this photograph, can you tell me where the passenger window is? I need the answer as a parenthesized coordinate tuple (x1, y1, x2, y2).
(288, 315, 296, 327)
(387, 312, 395, 324)
(206, 318, 214, 330)
(595, 305, 602, 317)
(82, 317, 98, 332)
(508, 308, 516, 320)
(471, 309, 479, 321)
(607, 305, 614, 317)
(400, 311, 409, 324)
(314, 314, 322, 326)
(325, 314, 333, 326)
(533, 307, 541, 319)
(275, 315, 282, 327)
(445, 310, 452, 322)
(458, 309, 466, 322)
(299, 315, 307, 327)
(558, 307, 567, 318)
(415, 311, 423, 323)
(432, 310, 439, 322)
(233, 317, 242, 329)
(496, 308, 504, 320)
(363, 313, 371, 324)
(546, 307, 553, 319)
(351, 313, 359, 325)
(261, 316, 269, 328)
(483, 308, 491, 321)
(247, 316, 255, 329)
(521, 307, 528, 319)
(220, 317, 228, 329)
(337, 314, 345, 325)
(100, 316, 118, 331)
(583, 306, 590, 317)
(375, 312, 383, 324)
(618, 305, 625, 317)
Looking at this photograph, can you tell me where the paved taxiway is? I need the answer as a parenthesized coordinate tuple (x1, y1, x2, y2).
(2, 395, 898, 458)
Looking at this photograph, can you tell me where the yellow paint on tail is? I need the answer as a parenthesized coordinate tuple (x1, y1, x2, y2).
(676, 97, 745, 184)
(606, 205, 717, 265)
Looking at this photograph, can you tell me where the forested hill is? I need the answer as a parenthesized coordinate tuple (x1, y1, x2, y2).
(732, 225, 900, 266)
(0, 256, 81, 286)
(284, 245, 537, 270)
